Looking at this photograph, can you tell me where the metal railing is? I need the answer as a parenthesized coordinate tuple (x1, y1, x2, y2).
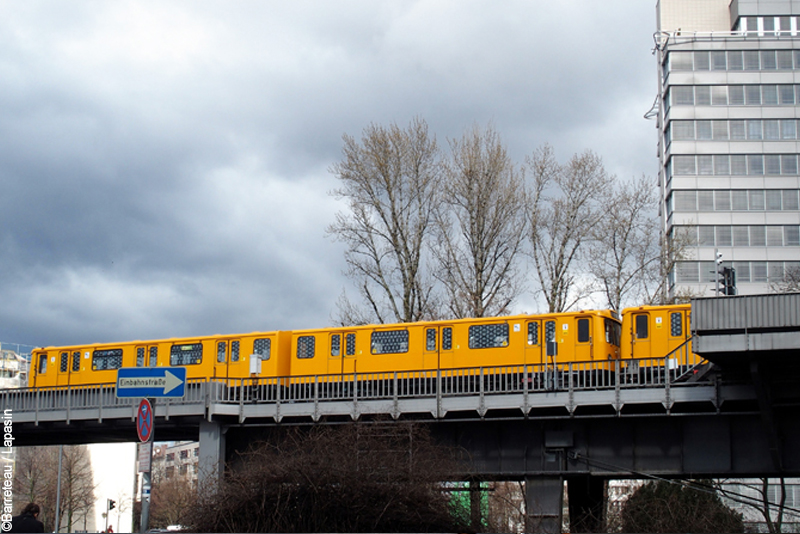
(1, 354, 714, 422)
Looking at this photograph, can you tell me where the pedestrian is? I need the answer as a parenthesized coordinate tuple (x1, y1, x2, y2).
(10, 503, 44, 533)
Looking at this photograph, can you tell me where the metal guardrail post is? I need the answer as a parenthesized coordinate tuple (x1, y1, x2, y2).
(664, 356, 672, 413)
(392, 372, 399, 419)
(313, 376, 319, 422)
(238, 380, 245, 423)
(436, 369, 442, 419)
(568, 363, 574, 414)
(523, 365, 529, 414)
(478, 368, 485, 417)
(614, 360, 621, 414)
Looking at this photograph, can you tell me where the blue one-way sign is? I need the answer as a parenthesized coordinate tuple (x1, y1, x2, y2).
(116, 367, 187, 398)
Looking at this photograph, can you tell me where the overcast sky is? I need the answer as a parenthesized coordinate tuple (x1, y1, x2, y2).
(0, 1, 659, 349)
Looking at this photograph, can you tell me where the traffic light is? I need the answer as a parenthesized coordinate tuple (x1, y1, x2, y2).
(722, 267, 737, 296)
(108, 499, 115, 511)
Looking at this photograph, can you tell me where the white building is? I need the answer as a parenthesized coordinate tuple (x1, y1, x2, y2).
(655, 0, 800, 298)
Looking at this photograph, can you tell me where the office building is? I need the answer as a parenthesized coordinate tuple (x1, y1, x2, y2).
(655, 0, 800, 298)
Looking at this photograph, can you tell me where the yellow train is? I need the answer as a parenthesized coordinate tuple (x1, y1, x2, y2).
(29, 309, 629, 388)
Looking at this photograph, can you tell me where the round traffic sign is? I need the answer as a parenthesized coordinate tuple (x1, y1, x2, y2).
(137, 398, 154, 442)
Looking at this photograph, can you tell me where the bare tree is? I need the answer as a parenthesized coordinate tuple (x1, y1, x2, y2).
(717, 478, 794, 533)
(486, 481, 526, 533)
(528, 146, 612, 312)
(13, 446, 95, 533)
(329, 118, 443, 324)
(771, 265, 800, 293)
(434, 125, 528, 318)
(587, 175, 659, 311)
(189, 423, 470, 533)
(150, 476, 196, 529)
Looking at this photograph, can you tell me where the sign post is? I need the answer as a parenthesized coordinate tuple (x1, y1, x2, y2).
(137, 398, 154, 533)
(117, 368, 187, 533)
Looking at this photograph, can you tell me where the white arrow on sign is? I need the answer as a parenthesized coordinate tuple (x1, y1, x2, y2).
(118, 370, 184, 395)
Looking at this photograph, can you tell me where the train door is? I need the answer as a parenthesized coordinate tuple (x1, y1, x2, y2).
(135, 346, 158, 368)
(423, 326, 453, 370)
(328, 333, 342, 374)
(328, 333, 357, 374)
(524, 320, 543, 365)
(214, 338, 242, 380)
(573, 316, 593, 361)
(341, 332, 357, 374)
(56, 351, 73, 386)
(29, 352, 45, 387)
(631, 312, 651, 359)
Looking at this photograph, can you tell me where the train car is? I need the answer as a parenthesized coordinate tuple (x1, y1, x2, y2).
(29, 331, 292, 388)
(287, 309, 621, 376)
(620, 304, 692, 361)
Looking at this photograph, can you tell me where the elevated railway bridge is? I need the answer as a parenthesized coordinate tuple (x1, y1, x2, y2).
(1, 293, 799, 532)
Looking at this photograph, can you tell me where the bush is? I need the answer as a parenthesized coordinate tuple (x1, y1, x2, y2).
(188, 423, 471, 533)
(619, 479, 744, 533)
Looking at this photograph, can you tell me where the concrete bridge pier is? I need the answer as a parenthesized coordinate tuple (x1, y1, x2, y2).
(198, 419, 225, 488)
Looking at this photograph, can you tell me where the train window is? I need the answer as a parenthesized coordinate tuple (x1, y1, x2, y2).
(137, 347, 145, 367)
(577, 319, 590, 343)
(605, 319, 621, 346)
(297, 336, 315, 359)
(426, 329, 436, 351)
(670, 312, 683, 337)
(469, 324, 509, 349)
(60, 352, 68, 373)
(149, 346, 158, 367)
(38, 354, 47, 374)
(231, 341, 240, 362)
(442, 328, 453, 350)
(371, 330, 409, 354)
(346, 334, 356, 356)
(92, 349, 123, 370)
(527, 322, 539, 345)
(254, 338, 271, 360)
(72, 351, 80, 372)
(331, 334, 341, 357)
(545, 321, 558, 356)
(635, 315, 649, 339)
(170, 344, 203, 365)
(217, 342, 227, 363)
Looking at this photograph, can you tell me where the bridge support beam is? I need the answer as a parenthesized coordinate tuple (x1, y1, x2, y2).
(525, 476, 562, 534)
(198, 419, 225, 487)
